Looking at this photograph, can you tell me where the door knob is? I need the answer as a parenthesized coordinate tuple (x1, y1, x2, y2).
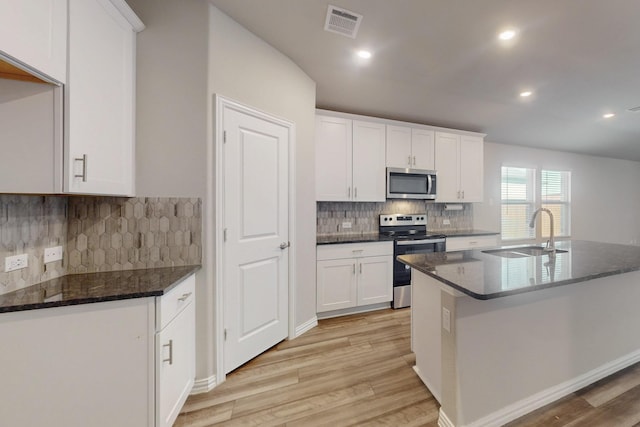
(279, 242, 290, 250)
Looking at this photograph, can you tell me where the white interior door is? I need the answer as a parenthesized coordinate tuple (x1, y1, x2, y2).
(222, 104, 290, 373)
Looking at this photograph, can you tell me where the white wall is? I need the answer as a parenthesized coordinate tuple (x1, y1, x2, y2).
(208, 6, 317, 334)
(475, 142, 640, 245)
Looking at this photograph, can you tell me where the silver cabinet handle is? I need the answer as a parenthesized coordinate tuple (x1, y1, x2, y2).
(354, 187, 358, 199)
(462, 190, 465, 199)
(74, 154, 88, 182)
(348, 187, 351, 198)
(353, 264, 356, 274)
(359, 263, 362, 274)
(457, 191, 460, 199)
(178, 292, 192, 302)
(279, 241, 290, 250)
(408, 155, 411, 166)
(163, 340, 173, 365)
(413, 156, 416, 166)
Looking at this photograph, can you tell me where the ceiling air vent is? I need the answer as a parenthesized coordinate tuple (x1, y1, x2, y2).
(627, 106, 640, 113)
(324, 5, 363, 38)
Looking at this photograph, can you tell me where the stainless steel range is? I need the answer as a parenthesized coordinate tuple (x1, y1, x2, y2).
(379, 214, 446, 309)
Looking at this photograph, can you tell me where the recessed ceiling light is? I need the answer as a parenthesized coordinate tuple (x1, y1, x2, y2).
(603, 113, 615, 119)
(498, 29, 517, 41)
(357, 50, 372, 59)
(520, 91, 532, 97)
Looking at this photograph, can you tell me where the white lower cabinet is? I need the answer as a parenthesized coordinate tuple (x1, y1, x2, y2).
(0, 273, 196, 427)
(317, 242, 393, 313)
(156, 275, 196, 427)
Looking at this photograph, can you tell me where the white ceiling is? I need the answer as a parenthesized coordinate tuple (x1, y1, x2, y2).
(210, 0, 640, 161)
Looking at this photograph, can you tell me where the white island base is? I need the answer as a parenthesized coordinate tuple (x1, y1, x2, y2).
(411, 269, 640, 427)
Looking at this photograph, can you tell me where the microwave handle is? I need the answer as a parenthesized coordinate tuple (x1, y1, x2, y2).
(427, 174, 432, 194)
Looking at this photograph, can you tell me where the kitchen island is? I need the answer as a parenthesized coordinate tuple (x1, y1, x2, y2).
(399, 240, 640, 427)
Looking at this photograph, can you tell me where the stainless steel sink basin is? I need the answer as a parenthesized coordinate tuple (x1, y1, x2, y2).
(482, 246, 568, 258)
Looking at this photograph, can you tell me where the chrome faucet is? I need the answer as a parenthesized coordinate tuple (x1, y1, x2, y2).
(529, 208, 555, 253)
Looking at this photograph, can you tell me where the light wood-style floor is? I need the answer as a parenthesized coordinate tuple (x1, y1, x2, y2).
(175, 308, 640, 426)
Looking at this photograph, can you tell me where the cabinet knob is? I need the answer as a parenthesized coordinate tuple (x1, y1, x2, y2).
(279, 242, 290, 250)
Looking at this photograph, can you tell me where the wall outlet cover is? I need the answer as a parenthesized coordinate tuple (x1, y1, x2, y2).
(5, 254, 28, 272)
(342, 222, 352, 229)
(44, 246, 63, 264)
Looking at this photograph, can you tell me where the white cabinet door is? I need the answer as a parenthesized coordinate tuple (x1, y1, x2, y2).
(65, 0, 139, 195)
(316, 115, 352, 201)
(386, 125, 435, 170)
(0, 299, 154, 427)
(357, 255, 393, 306)
(317, 258, 357, 312)
(434, 132, 460, 202)
(386, 125, 412, 168)
(0, 0, 67, 83)
(352, 120, 386, 202)
(156, 300, 195, 427)
(411, 128, 435, 170)
(459, 135, 484, 202)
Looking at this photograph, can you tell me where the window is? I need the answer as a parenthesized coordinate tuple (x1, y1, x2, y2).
(501, 167, 535, 240)
(501, 167, 571, 241)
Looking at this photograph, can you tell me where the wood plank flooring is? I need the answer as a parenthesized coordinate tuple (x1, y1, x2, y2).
(175, 308, 640, 426)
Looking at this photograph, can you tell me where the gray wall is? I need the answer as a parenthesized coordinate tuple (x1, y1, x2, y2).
(127, 0, 213, 381)
(208, 6, 317, 334)
(474, 142, 640, 245)
(128, 0, 317, 385)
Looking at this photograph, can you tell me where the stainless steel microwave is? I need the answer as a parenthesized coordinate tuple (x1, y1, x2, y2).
(386, 167, 437, 200)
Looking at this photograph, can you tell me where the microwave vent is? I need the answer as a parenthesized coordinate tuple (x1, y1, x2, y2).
(324, 5, 363, 38)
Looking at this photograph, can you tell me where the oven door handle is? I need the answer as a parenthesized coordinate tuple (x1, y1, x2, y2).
(396, 238, 446, 246)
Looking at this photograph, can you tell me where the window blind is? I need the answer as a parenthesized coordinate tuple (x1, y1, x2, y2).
(501, 166, 535, 240)
(541, 170, 571, 237)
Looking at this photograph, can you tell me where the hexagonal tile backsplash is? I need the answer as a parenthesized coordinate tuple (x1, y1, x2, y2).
(66, 197, 202, 274)
(0, 195, 202, 296)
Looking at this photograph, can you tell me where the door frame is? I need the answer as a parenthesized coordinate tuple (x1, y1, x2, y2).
(212, 95, 297, 384)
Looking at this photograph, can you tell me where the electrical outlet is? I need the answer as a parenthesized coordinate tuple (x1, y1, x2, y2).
(443, 219, 451, 225)
(5, 254, 28, 272)
(44, 246, 63, 264)
(342, 222, 352, 229)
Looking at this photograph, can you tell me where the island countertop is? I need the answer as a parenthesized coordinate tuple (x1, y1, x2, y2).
(398, 240, 640, 299)
(0, 265, 201, 313)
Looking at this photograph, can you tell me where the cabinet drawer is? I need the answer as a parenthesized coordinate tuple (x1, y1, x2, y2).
(317, 241, 393, 261)
(446, 235, 499, 252)
(157, 274, 196, 330)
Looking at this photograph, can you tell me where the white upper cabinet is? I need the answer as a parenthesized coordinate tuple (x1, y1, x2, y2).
(0, 0, 68, 83)
(386, 125, 434, 170)
(352, 120, 386, 201)
(316, 115, 386, 202)
(65, 0, 144, 196)
(434, 132, 484, 202)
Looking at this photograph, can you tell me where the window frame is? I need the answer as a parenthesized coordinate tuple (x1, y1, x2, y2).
(500, 165, 572, 243)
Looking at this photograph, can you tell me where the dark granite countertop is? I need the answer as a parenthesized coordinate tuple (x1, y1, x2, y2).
(317, 229, 498, 245)
(0, 265, 200, 313)
(398, 240, 640, 300)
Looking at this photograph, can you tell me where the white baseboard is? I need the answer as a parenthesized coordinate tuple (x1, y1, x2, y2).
(457, 348, 640, 427)
(438, 409, 455, 427)
(190, 374, 217, 395)
(295, 316, 318, 337)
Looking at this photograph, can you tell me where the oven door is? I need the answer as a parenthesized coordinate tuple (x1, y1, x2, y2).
(393, 238, 446, 286)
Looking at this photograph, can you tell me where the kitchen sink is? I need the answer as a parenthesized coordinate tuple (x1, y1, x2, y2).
(482, 246, 568, 258)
